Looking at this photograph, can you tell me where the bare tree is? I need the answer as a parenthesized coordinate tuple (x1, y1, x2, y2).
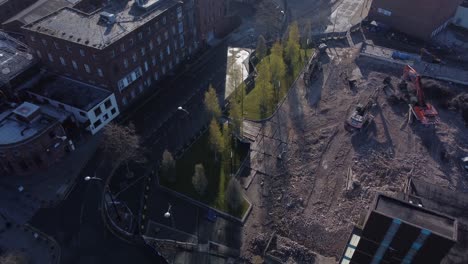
(101, 122, 145, 176)
(0, 252, 28, 264)
(226, 178, 243, 211)
(192, 163, 207, 196)
(161, 149, 176, 182)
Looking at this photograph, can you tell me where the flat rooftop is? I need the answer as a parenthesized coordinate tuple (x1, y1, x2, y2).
(29, 75, 112, 111)
(0, 31, 36, 87)
(0, 103, 58, 146)
(1, 0, 74, 27)
(22, 0, 179, 49)
(374, 194, 457, 240)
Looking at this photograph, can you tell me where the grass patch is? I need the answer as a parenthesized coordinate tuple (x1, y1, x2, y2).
(243, 48, 315, 120)
(160, 132, 249, 218)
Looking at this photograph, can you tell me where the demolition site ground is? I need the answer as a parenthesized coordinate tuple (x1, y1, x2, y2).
(240, 46, 468, 262)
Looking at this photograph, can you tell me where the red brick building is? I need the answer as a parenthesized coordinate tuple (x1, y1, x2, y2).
(196, 0, 227, 43)
(369, 0, 463, 40)
(0, 102, 73, 176)
(22, 0, 200, 110)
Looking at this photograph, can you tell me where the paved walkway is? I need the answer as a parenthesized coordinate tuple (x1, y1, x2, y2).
(0, 222, 60, 264)
(360, 42, 468, 85)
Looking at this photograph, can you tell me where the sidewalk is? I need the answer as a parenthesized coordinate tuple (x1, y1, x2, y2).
(0, 222, 60, 264)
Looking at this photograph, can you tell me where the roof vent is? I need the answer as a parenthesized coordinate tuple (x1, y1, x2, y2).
(99, 12, 116, 25)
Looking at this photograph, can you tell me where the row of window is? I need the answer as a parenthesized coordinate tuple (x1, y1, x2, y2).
(30, 36, 90, 57)
(117, 67, 143, 91)
(35, 50, 104, 77)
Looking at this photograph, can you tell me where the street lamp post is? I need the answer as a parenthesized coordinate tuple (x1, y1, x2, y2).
(164, 203, 175, 228)
(84, 176, 122, 222)
(177, 106, 189, 115)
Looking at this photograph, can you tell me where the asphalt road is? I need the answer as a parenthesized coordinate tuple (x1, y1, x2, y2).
(30, 154, 163, 264)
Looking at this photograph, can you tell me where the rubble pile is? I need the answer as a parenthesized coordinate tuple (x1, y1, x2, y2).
(241, 46, 468, 262)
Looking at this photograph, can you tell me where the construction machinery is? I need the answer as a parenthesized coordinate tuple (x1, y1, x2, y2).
(400, 65, 439, 125)
(345, 88, 380, 133)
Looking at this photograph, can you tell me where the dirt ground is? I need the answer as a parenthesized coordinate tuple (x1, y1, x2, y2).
(240, 45, 468, 263)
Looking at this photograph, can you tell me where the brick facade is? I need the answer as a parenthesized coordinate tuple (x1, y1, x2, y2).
(369, 0, 463, 40)
(22, 0, 200, 110)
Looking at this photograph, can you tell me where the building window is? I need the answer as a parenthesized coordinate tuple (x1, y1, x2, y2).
(159, 51, 164, 61)
(110, 49, 116, 58)
(117, 67, 143, 91)
(139, 84, 144, 92)
(149, 41, 153, 50)
(79, 111, 86, 117)
(30, 36, 35, 42)
(84, 64, 91, 73)
(175, 55, 179, 64)
(162, 65, 166, 74)
(169, 61, 173, 70)
(166, 45, 170, 55)
(172, 26, 176, 35)
(138, 32, 143, 40)
(97, 68, 103, 77)
(66, 45, 72, 53)
(179, 35, 184, 48)
(131, 89, 136, 98)
(122, 97, 128, 105)
(124, 59, 129, 69)
(102, 113, 109, 121)
(94, 106, 102, 116)
(48, 53, 54, 62)
(377, 8, 392, 16)
(132, 53, 137, 63)
(146, 77, 151, 87)
(59, 57, 66, 66)
(178, 22, 183, 33)
(177, 6, 182, 20)
(141, 47, 145, 56)
(41, 39, 47, 46)
(144, 61, 149, 72)
(152, 56, 156, 66)
(157, 36, 161, 45)
(93, 119, 102, 128)
(79, 49, 85, 56)
(164, 31, 168, 40)
(120, 43, 125, 52)
(154, 72, 159, 81)
(104, 99, 112, 109)
(110, 108, 117, 115)
(174, 41, 178, 50)
(54, 42, 60, 49)
(129, 38, 134, 46)
(72, 60, 78, 70)
(162, 16, 166, 24)
(36, 50, 42, 58)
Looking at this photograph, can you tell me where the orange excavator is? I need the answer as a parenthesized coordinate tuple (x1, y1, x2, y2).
(401, 65, 439, 125)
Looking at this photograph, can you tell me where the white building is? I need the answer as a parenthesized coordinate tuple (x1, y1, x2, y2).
(453, 1, 468, 29)
(28, 75, 120, 134)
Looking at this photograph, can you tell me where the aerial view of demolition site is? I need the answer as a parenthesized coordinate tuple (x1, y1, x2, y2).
(239, 9, 468, 264)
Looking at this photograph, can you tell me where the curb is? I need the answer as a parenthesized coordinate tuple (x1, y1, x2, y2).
(23, 224, 61, 264)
